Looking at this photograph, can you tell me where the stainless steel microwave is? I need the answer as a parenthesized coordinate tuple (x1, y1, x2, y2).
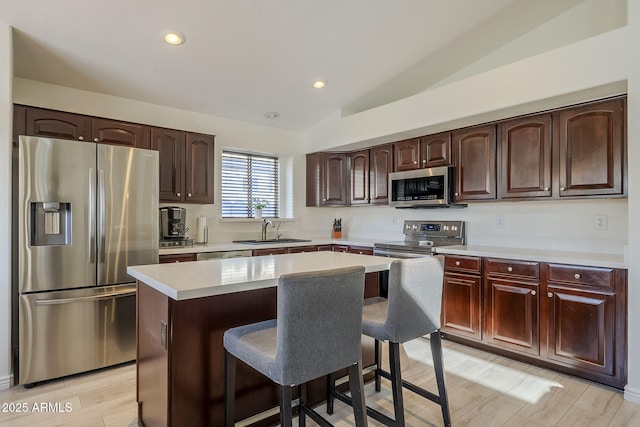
(388, 166, 456, 208)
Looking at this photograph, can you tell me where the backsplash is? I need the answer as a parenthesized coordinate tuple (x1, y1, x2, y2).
(166, 197, 628, 255)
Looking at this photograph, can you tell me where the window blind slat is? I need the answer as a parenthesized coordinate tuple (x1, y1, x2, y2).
(221, 150, 279, 218)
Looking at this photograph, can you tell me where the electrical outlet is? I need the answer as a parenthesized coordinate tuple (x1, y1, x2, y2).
(595, 215, 608, 230)
(495, 215, 505, 229)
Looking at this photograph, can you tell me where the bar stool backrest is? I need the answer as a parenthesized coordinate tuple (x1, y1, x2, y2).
(385, 257, 444, 343)
(275, 266, 366, 385)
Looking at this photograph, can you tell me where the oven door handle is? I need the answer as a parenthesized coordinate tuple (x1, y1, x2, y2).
(373, 250, 430, 258)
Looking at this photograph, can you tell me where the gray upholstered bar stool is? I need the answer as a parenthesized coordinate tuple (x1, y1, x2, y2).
(224, 266, 369, 427)
(328, 257, 451, 427)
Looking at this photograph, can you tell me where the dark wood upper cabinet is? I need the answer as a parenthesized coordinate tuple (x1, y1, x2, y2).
(306, 152, 348, 206)
(20, 106, 151, 148)
(25, 108, 91, 141)
(556, 98, 624, 197)
(393, 138, 421, 171)
(184, 133, 215, 203)
(369, 144, 393, 205)
(350, 150, 369, 205)
(152, 127, 185, 203)
(350, 149, 369, 205)
(499, 114, 552, 199)
(453, 124, 497, 202)
(322, 153, 349, 206)
(421, 132, 452, 168)
(151, 128, 214, 204)
(91, 118, 150, 149)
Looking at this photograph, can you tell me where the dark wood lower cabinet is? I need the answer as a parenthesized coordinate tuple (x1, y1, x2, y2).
(441, 255, 627, 389)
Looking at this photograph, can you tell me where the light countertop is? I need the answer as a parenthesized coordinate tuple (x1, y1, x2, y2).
(159, 238, 377, 255)
(128, 251, 394, 301)
(435, 245, 627, 269)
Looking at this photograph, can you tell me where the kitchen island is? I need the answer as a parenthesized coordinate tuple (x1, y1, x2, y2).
(127, 251, 394, 427)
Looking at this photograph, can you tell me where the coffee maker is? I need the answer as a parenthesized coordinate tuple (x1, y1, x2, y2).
(159, 207, 193, 247)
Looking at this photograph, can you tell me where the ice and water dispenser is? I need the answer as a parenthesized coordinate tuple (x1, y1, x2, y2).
(30, 202, 71, 246)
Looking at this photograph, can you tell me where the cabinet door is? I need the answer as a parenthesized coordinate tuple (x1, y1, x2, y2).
(546, 284, 615, 376)
(252, 247, 288, 256)
(185, 133, 215, 203)
(393, 138, 421, 171)
(441, 272, 482, 341)
(485, 278, 539, 355)
(287, 246, 318, 254)
(332, 245, 350, 253)
(421, 132, 452, 168)
(92, 118, 150, 149)
(453, 125, 497, 201)
(159, 254, 197, 263)
(499, 114, 552, 199)
(321, 153, 348, 206)
(152, 128, 185, 202)
(25, 108, 91, 141)
(348, 246, 373, 255)
(350, 150, 369, 205)
(557, 98, 624, 197)
(369, 144, 393, 205)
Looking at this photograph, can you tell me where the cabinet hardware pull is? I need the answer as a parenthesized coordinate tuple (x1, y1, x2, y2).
(547, 292, 553, 297)
(93, 138, 99, 142)
(531, 290, 536, 296)
(177, 192, 181, 197)
(413, 161, 418, 164)
(544, 187, 550, 191)
(560, 187, 566, 191)
(507, 266, 513, 272)
(454, 192, 459, 196)
(188, 193, 192, 197)
(455, 261, 461, 266)
(422, 159, 426, 163)
(78, 136, 84, 141)
(574, 273, 581, 279)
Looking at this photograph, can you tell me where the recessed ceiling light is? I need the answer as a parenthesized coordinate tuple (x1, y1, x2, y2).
(312, 80, 327, 89)
(163, 30, 186, 46)
(264, 112, 280, 119)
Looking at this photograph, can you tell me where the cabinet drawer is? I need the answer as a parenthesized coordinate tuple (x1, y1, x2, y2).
(444, 256, 481, 274)
(486, 258, 539, 280)
(547, 264, 614, 288)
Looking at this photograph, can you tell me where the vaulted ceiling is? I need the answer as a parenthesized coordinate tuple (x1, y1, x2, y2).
(2, 0, 586, 130)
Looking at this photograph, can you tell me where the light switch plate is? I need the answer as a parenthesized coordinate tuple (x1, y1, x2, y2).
(595, 215, 608, 230)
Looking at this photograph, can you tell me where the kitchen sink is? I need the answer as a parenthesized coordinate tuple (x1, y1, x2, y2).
(233, 238, 312, 245)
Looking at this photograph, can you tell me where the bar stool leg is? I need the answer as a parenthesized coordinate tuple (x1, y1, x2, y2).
(348, 361, 369, 427)
(389, 342, 405, 426)
(224, 351, 236, 427)
(279, 385, 293, 427)
(299, 383, 307, 427)
(374, 339, 382, 392)
(430, 332, 451, 427)
(326, 372, 335, 415)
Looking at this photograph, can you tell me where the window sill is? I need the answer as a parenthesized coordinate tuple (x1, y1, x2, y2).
(219, 217, 298, 223)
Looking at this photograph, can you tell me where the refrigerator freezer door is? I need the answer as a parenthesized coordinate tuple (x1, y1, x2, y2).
(18, 284, 136, 385)
(18, 136, 96, 293)
(97, 145, 159, 285)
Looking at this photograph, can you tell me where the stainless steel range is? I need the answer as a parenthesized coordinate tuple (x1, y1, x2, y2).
(374, 220, 466, 258)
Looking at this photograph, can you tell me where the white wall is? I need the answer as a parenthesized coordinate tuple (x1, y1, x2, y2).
(0, 23, 13, 389)
(302, 2, 640, 402)
(624, 0, 640, 404)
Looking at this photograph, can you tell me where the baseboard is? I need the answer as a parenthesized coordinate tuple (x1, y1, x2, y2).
(0, 373, 14, 390)
(624, 385, 640, 403)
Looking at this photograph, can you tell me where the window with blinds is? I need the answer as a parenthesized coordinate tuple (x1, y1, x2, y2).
(221, 151, 280, 218)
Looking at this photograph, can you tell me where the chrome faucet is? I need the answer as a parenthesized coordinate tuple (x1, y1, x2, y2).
(261, 219, 273, 241)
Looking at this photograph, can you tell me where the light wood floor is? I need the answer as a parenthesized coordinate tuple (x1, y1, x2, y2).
(1, 338, 638, 426)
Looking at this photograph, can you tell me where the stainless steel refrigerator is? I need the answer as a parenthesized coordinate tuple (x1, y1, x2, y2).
(15, 135, 159, 385)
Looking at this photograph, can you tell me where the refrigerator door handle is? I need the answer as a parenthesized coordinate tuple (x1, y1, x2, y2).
(98, 169, 106, 264)
(34, 289, 136, 306)
(89, 168, 97, 264)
